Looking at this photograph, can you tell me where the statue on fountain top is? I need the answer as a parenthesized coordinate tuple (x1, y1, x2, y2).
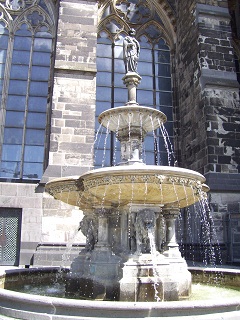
(123, 28, 140, 74)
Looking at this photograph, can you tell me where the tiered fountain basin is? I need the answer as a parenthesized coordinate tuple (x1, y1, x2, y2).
(98, 105, 167, 134)
(45, 165, 209, 209)
(0, 267, 240, 320)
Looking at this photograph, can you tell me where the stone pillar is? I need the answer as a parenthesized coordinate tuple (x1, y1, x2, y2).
(98, 215, 109, 244)
(162, 207, 181, 258)
(122, 72, 141, 105)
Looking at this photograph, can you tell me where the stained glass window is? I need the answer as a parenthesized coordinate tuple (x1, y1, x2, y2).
(0, 2, 56, 181)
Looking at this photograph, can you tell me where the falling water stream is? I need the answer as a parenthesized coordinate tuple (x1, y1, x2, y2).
(147, 225, 162, 302)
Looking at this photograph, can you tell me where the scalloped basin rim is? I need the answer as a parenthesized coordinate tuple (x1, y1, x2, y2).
(45, 165, 209, 209)
(46, 165, 207, 185)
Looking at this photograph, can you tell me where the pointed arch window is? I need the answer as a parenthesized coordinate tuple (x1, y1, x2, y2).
(95, 7, 175, 168)
(0, 1, 56, 181)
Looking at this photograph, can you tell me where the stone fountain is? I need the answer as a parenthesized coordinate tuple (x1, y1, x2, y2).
(45, 30, 209, 302)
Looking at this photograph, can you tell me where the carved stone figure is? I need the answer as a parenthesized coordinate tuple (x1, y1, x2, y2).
(134, 209, 157, 254)
(79, 216, 98, 251)
(123, 28, 140, 73)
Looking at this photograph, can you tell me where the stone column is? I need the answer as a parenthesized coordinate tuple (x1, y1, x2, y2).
(95, 209, 110, 248)
(122, 72, 141, 105)
(162, 207, 181, 258)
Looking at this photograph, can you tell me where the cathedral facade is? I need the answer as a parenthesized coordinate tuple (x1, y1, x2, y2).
(0, 0, 239, 266)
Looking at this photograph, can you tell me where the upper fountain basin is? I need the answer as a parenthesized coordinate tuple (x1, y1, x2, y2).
(45, 164, 209, 210)
(98, 105, 167, 134)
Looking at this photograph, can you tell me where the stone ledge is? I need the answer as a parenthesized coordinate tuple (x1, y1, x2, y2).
(200, 69, 239, 89)
(196, 4, 230, 20)
(205, 172, 240, 191)
(54, 61, 97, 73)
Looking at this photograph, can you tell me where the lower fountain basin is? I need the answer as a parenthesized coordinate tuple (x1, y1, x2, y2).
(0, 267, 240, 320)
(46, 164, 209, 209)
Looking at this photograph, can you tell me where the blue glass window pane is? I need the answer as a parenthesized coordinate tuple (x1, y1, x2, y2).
(137, 90, 153, 105)
(138, 48, 152, 61)
(25, 129, 45, 145)
(2, 145, 22, 161)
(139, 36, 152, 49)
(97, 43, 112, 58)
(10, 65, 29, 79)
(24, 145, 44, 162)
(32, 52, 51, 66)
(3, 128, 23, 144)
(114, 45, 123, 59)
(0, 63, 5, 77)
(8, 80, 28, 95)
(23, 162, 43, 180)
(0, 21, 9, 35)
(0, 35, 9, 49)
(35, 29, 52, 39)
(14, 36, 32, 50)
(156, 92, 172, 106)
(34, 38, 52, 52)
(95, 149, 110, 167)
(96, 101, 111, 116)
(155, 39, 169, 50)
(29, 81, 48, 96)
(144, 151, 155, 165)
(0, 50, 7, 62)
(12, 51, 30, 64)
(5, 111, 24, 127)
(114, 88, 127, 103)
(155, 64, 171, 77)
(144, 135, 154, 151)
(155, 50, 170, 63)
(98, 33, 112, 45)
(95, 135, 111, 149)
(15, 24, 32, 36)
(156, 77, 172, 91)
(114, 60, 125, 73)
(97, 72, 111, 86)
(96, 87, 111, 102)
(31, 66, 50, 81)
(159, 106, 173, 121)
(114, 73, 125, 86)
(6, 95, 26, 111)
(26, 112, 46, 129)
(0, 162, 20, 179)
(138, 62, 153, 76)
(28, 96, 47, 112)
(139, 75, 153, 90)
(97, 58, 112, 72)
(164, 121, 173, 133)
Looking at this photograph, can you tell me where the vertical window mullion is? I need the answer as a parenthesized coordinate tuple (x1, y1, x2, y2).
(19, 33, 34, 179)
(0, 32, 14, 156)
(152, 46, 156, 108)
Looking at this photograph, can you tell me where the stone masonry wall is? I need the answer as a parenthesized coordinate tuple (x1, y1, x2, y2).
(41, 0, 98, 183)
(38, 0, 98, 251)
(0, 183, 42, 265)
(176, 0, 240, 263)
(175, 0, 206, 173)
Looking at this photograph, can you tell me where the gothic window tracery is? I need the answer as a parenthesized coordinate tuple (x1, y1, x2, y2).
(95, 0, 175, 168)
(0, 0, 56, 181)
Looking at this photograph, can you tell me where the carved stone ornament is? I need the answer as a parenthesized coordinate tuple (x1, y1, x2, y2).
(5, 0, 25, 10)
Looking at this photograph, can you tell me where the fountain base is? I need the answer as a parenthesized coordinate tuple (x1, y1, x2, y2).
(120, 253, 191, 301)
(66, 246, 121, 300)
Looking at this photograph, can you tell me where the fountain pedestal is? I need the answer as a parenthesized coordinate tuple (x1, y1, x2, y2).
(46, 48, 209, 302)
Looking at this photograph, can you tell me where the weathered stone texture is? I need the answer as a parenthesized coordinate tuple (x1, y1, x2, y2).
(42, 0, 98, 183)
(0, 183, 43, 264)
(176, 1, 239, 176)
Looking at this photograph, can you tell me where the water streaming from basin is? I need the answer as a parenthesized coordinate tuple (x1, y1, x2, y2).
(45, 31, 211, 302)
